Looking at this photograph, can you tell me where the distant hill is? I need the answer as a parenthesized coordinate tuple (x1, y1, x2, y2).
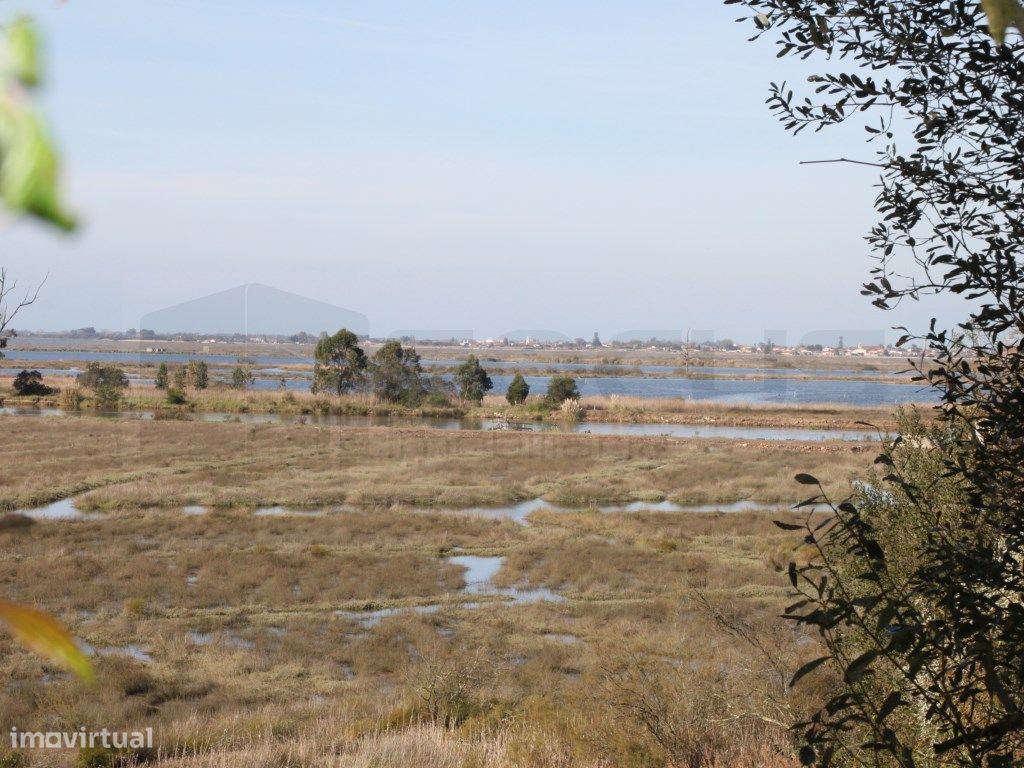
(140, 284, 368, 336)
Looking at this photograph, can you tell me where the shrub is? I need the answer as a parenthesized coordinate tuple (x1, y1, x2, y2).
(506, 374, 530, 405)
(76, 363, 128, 408)
(546, 375, 579, 405)
(154, 362, 169, 390)
(230, 366, 253, 390)
(12, 369, 54, 396)
(165, 387, 187, 405)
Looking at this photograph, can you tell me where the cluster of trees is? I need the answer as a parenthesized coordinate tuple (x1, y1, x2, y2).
(154, 360, 212, 402)
(311, 329, 585, 408)
(310, 331, 437, 405)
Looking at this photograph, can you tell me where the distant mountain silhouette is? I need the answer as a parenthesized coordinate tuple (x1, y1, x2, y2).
(140, 284, 368, 336)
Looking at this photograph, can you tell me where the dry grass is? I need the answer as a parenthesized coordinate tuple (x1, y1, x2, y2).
(0, 415, 872, 511)
(0, 414, 859, 767)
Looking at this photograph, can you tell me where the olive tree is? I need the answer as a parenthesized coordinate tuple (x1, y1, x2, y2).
(730, 0, 1024, 764)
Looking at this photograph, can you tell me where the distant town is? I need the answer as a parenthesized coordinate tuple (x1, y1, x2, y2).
(15, 327, 931, 357)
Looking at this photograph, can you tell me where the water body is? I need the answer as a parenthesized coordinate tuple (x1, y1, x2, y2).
(18, 497, 92, 520)
(242, 372, 926, 406)
(4, 347, 926, 406)
(0, 406, 879, 442)
(336, 555, 563, 626)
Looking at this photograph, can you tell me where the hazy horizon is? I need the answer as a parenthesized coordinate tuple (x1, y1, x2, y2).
(3, 1, 967, 342)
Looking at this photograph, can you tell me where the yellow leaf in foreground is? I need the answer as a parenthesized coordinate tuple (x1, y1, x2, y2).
(0, 600, 95, 682)
(981, 0, 1024, 44)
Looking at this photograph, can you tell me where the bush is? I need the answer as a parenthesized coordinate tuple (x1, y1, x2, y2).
(165, 387, 187, 405)
(76, 363, 128, 408)
(154, 362, 169, 390)
(506, 374, 530, 405)
(230, 366, 253, 390)
(12, 369, 54, 396)
(546, 375, 579, 405)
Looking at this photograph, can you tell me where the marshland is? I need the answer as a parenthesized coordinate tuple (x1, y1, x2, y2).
(0, 373, 887, 766)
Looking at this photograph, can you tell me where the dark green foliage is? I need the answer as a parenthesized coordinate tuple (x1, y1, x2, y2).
(12, 369, 53, 396)
(230, 366, 253, 390)
(453, 355, 493, 404)
(76, 363, 128, 407)
(172, 366, 187, 391)
(545, 375, 579, 405)
(506, 374, 530, 405)
(154, 362, 169, 390)
(311, 328, 367, 395)
(369, 341, 426, 405)
(732, 1, 1024, 764)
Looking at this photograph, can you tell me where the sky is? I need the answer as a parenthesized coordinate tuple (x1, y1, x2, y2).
(1, 0, 966, 344)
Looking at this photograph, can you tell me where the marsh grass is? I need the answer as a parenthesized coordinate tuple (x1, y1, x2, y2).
(0, 415, 855, 767)
(0, 416, 871, 511)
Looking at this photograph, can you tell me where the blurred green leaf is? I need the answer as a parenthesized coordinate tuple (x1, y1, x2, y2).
(0, 14, 75, 231)
(6, 16, 41, 87)
(0, 98, 76, 230)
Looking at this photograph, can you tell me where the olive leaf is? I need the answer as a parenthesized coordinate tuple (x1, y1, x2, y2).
(0, 600, 95, 682)
(981, 0, 1024, 44)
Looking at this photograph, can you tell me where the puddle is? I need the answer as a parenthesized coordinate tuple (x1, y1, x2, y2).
(597, 500, 792, 514)
(254, 507, 323, 517)
(449, 555, 565, 605)
(78, 640, 153, 664)
(450, 555, 504, 593)
(453, 498, 558, 525)
(183, 505, 209, 516)
(337, 555, 563, 627)
(18, 497, 93, 521)
(542, 632, 579, 644)
(186, 630, 253, 649)
(335, 603, 452, 628)
(463, 497, 812, 521)
(186, 572, 199, 588)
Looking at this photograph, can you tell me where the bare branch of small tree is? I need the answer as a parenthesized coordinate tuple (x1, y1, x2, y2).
(0, 268, 46, 354)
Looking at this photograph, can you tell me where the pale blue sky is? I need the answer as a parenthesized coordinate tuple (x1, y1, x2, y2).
(2, 1, 962, 342)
